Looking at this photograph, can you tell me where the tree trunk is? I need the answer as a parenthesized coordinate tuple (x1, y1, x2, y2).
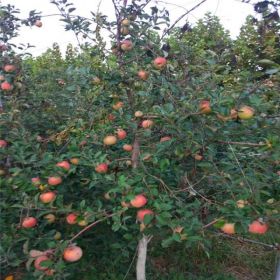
(136, 235, 151, 280)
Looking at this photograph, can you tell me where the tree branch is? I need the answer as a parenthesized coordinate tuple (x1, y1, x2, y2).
(160, 0, 208, 40)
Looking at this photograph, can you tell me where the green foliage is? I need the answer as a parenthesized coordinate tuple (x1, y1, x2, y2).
(0, 0, 279, 279)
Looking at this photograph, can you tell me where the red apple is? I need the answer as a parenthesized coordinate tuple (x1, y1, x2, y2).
(103, 135, 117, 146)
(1, 81, 12, 91)
(153, 57, 167, 70)
(130, 194, 147, 208)
(48, 176, 62, 186)
(138, 70, 149, 81)
(22, 217, 37, 228)
(56, 160, 71, 170)
(34, 255, 49, 271)
(95, 163, 108, 173)
(137, 209, 154, 222)
(39, 192, 56, 203)
(123, 144, 133, 152)
(116, 129, 127, 140)
(0, 139, 7, 148)
(141, 120, 154, 129)
(121, 40, 133, 51)
(31, 177, 41, 186)
(238, 106, 255, 120)
(63, 246, 83, 262)
(221, 223, 235, 234)
(248, 220, 268, 234)
(199, 100, 211, 114)
(35, 20, 43, 28)
(66, 213, 78, 225)
(4, 64, 16, 72)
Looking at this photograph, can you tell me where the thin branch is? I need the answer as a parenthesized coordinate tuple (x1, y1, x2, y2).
(216, 232, 280, 250)
(160, 0, 208, 40)
(217, 140, 266, 147)
(69, 212, 120, 243)
(229, 144, 253, 194)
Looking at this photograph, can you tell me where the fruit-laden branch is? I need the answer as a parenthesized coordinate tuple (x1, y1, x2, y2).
(217, 141, 267, 147)
(160, 0, 208, 40)
(216, 232, 280, 251)
(69, 212, 121, 243)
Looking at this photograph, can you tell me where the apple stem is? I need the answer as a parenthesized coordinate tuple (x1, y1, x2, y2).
(136, 234, 153, 280)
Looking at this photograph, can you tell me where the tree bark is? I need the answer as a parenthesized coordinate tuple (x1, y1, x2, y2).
(136, 235, 151, 280)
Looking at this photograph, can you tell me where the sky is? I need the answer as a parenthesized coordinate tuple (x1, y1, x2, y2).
(1, 0, 256, 56)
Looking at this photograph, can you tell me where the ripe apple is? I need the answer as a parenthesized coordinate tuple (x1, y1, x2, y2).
(160, 136, 171, 142)
(238, 106, 255, 120)
(44, 214, 56, 223)
(199, 100, 211, 114)
(95, 163, 108, 173)
(221, 223, 235, 234)
(153, 57, 167, 70)
(137, 209, 154, 222)
(121, 26, 130, 35)
(70, 158, 79, 165)
(134, 111, 143, 118)
(4, 64, 16, 72)
(63, 246, 83, 262)
(121, 40, 133, 51)
(39, 192, 56, 203)
(248, 220, 268, 234)
(141, 120, 154, 129)
(34, 256, 49, 271)
(123, 144, 133, 152)
(103, 135, 117, 146)
(48, 176, 62, 186)
(138, 70, 149, 81)
(31, 177, 41, 186)
(35, 20, 43, 28)
(56, 160, 71, 170)
(1, 81, 12, 91)
(0, 75, 5, 81)
(121, 18, 130, 26)
(66, 213, 78, 225)
(112, 101, 124, 110)
(116, 129, 127, 140)
(130, 194, 147, 208)
(22, 217, 37, 228)
(0, 139, 7, 148)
